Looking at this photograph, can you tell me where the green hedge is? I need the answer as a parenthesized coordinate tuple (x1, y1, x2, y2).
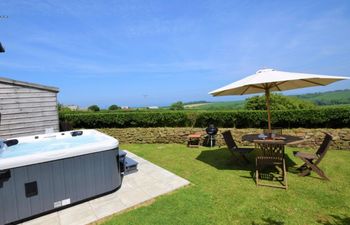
(59, 106, 350, 129)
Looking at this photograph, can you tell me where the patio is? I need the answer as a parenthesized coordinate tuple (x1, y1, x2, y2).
(21, 150, 190, 225)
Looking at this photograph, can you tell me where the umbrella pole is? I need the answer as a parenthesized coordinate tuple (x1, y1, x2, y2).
(265, 88, 272, 134)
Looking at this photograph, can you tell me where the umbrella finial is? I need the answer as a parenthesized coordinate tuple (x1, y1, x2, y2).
(0, 42, 5, 53)
(257, 68, 274, 74)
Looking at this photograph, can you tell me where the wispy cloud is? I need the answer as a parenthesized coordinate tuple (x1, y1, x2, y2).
(0, 57, 229, 75)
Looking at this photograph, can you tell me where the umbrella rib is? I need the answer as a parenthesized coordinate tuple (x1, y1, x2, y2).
(240, 86, 251, 95)
(269, 81, 286, 91)
(301, 79, 325, 86)
(276, 80, 288, 87)
(211, 90, 226, 96)
(274, 83, 282, 91)
(250, 84, 265, 89)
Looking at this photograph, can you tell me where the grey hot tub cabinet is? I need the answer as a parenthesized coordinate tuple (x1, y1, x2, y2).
(0, 148, 122, 225)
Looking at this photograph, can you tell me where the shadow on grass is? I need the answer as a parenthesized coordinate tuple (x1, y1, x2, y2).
(317, 215, 350, 225)
(196, 148, 297, 172)
(286, 159, 326, 181)
(285, 154, 297, 168)
(251, 218, 284, 225)
(197, 148, 298, 187)
(195, 148, 255, 171)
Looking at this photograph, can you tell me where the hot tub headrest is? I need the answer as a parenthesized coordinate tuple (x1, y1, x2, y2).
(4, 139, 19, 147)
(1, 139, 18, 154)
(71, 131, 83, 137)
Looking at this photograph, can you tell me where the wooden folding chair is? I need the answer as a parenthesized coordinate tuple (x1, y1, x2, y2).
(255, 140, 288, 189)
(293, 133, 333, 181)
(222, 130, 254, 164)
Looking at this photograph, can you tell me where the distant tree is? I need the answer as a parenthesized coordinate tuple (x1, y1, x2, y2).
(245, 96, 267, 110)
(57, 103, 63, 111)
(184, 100, 209, 105)
(88, 105, 100, 112)
(57, 103, 74, 112)
(245, 94, 315, 110)
(108, 104, 121, 110)
(170, 101, 185, 110)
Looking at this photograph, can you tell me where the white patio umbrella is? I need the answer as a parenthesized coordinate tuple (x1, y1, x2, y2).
(209, 68, 350, 133)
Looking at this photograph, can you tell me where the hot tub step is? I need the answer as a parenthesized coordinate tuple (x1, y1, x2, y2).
(118, 150, 138, 175)
(124, 157, 138, 174)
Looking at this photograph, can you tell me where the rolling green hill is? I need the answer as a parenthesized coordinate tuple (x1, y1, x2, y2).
(184, 100, 245, 110)
(295, 89, 350, 105)
(183, 89, 350, 110)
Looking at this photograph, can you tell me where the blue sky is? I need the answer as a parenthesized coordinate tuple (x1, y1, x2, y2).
(1, 0, 350, 108)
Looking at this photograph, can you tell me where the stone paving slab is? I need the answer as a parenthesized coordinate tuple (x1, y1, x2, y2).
(21, 151, 190, 225)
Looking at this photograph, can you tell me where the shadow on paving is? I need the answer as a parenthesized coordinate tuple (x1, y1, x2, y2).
(317, 215, 350, 225)
(251, 218, 284, 225)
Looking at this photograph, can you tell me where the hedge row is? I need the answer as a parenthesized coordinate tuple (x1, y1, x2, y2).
(59, 106, 350, 129)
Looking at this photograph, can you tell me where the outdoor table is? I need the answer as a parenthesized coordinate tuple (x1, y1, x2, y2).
(242, 134, 304, 165)
(242, 134, 304, 146)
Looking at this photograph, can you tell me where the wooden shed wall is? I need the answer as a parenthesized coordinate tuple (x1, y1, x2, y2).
(0, 83, 59, 139)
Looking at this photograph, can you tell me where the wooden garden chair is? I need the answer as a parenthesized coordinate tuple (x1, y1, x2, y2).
(255, 140, 287, 189)
(293, 133, 333, 181)
(222, 130, 254, 164)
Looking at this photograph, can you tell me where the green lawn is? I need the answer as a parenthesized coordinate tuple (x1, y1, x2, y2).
(102, 144, 350, 225)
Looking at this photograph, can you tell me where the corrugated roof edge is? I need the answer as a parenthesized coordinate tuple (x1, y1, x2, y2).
(0, 77, 59, 93)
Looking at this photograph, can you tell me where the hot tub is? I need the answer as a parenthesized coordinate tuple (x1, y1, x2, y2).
(0, 129, 122, 225)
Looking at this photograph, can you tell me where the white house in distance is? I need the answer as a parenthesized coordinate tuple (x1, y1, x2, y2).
(0, 77, 59, 139)
(148, 106, 159, 109)
(65, 104, 79, 111)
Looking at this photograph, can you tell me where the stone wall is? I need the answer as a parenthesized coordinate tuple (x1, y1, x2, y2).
(99, 128, 350, 150)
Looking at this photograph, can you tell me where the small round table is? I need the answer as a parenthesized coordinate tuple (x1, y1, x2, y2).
(187, 132, 203, 148)
(241, 134, 304, 145)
